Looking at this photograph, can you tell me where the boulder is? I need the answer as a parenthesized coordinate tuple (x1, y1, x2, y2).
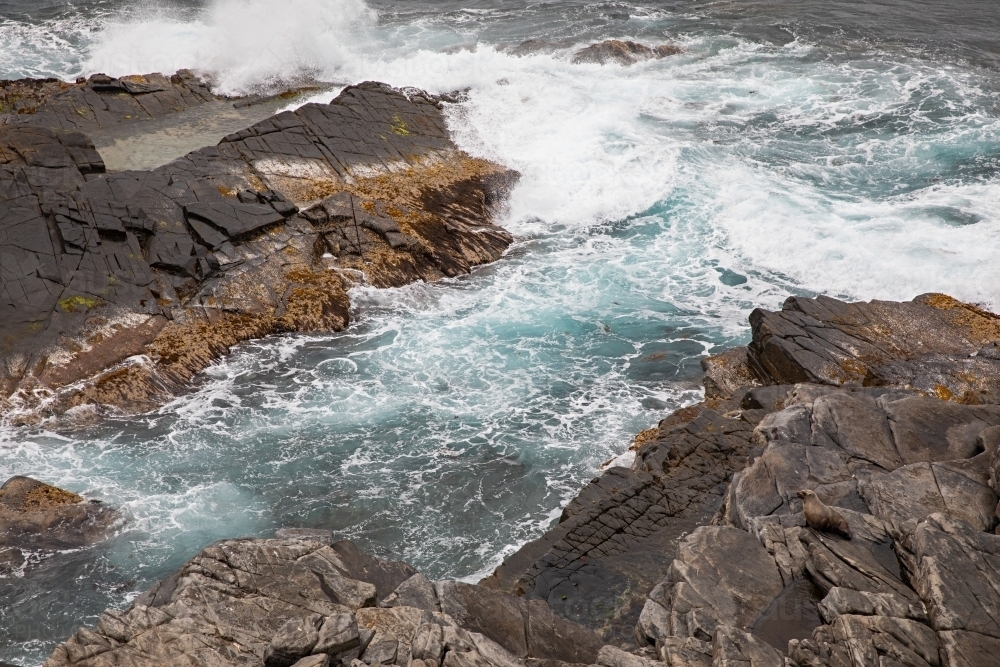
(329, 540, 418, 603)
(0, 475, 117, 553)
(701, 346, 760, 400)
(905, 514, 1000, 641)
(789, 614, 940, 667)
(437, 581, 529, 657)
(265, 614, 323, 667)
(711, 626, 784, 667)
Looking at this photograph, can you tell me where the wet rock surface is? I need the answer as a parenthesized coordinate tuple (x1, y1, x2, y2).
(1, 76, 516, 423)
(492, 294, 1000, 666)
(571, 41, 681, 66)
(1, 71, 216, 132)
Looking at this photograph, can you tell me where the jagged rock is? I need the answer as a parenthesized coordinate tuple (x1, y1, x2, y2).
(635, 527, 783, 645)
(1, 80, 516, 423)
(485, 400, 757, 641)
(905, 514, 1000, 642)
(43, 538, 572, 667)
(747, 294, 1000, 400)
(363, 632, 399, 665)
(293, 656, 331, 667)
(711, 626, 784, 667)
(316, 611, 361, 658)
(817, 587, 925, 624)
(571, 40, 681, 65)
(595, 644, 659, 667)
(434, 581, 601, 664)
(412, 622, 446, 662)
(659, 637, 712, 667)
(381, 573, 441, 611)
(0, 475, 117, 553)
(265, 614, 324, 667)
(701, 346, 760, 400)
(525, 599, 603, 665)
(860, 457, 998, 533)
(327, 540, 418, 603)
(357, 606, 436, 665)
(488, 296, 1000, 666)
(789, 614, 941, 667)
(725, 386, 1000, 532)
(1, 70, 215, 131)
(437, 581, 530, 657)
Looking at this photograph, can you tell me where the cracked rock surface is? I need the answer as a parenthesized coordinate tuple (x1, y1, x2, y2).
(43, 535, 603, 667)
(1, 77, 516, 423)
(489, 294, 1000, 667)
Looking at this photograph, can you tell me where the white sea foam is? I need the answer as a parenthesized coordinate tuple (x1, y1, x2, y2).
(82, 0, 376, 94)
(3, 2, 1000, 661)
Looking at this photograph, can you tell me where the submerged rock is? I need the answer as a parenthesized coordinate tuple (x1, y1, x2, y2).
(571, 40, 681, 66)
(0, 77, 517, 423)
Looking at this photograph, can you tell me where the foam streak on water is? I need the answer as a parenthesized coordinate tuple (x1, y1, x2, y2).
(2, 0, 1000, 663)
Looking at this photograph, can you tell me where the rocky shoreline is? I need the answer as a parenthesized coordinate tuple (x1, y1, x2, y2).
(1, 73, 515, 424)
(487, 293, 1000, 666)
(5, 292, 997, 667)
(2, 68, 999, 667)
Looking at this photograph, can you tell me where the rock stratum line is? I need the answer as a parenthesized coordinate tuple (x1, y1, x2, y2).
(488, 293, 1000, 667)
(18, 293, 1000, 667)
(0, 74, 517, 424)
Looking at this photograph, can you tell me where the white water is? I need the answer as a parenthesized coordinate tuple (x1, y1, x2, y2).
(2, 0, 1000, 663)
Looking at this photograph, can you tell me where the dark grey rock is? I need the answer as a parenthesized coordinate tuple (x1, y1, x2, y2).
(525, 599, 602, 664)
(330, 540, 418, 603)
(1, 80, 516, 423)
(635, 526, 783, 645)
(747, 293, 1000, 398)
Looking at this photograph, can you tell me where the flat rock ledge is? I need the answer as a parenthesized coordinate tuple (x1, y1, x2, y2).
(1, 75, 516, 424)
(486, 293, 1000, 667)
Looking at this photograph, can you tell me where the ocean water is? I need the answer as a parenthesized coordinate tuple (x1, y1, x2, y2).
(2, 0, 1000, 663)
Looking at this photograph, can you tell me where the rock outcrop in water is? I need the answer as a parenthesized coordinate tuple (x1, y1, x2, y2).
(0, 75, 516, 424)
(0, 475, 117, 572)
(571, 41, 681, 66)
(487, 293, 1000, 667)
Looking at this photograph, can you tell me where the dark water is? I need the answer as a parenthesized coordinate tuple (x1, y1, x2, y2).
(2, 0, 1000, 664)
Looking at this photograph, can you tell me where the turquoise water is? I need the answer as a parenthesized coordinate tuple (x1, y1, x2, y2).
(3, 0, 1000, 663)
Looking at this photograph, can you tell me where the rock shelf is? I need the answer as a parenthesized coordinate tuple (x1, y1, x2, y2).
(0, 76, 516, 424)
